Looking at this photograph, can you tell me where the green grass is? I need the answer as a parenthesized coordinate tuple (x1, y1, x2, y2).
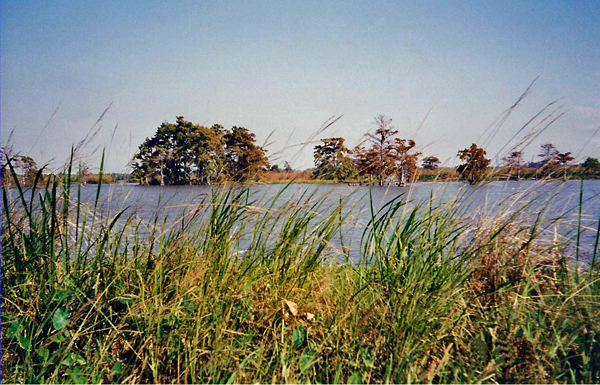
(2, 157, 600, 384)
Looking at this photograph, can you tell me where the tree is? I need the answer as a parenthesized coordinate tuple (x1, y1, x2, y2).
(581, 156, 600, 170)
(502, 151, 523, 180)
(132, 117, 197, 185)
(313, 137, 357, 180)
(132, 117, 268, 185)
(582, 157, 600, 170)
(353, 145, 378, 183)
(581, 157, 600, 178)
(395, 138, 420, 186)
(1, 145, 15, 186)
(283, 161, 293, 173)
(556, 151, 574, 179)
(354, 115, 398, 185)
(422, 156, 441, 170)
(1, 146, 39, 187)
(537, 143, 559, 178)
(224, 126, 269, 182)
(190, 124, 227, 185)
(19, 156, 38, 186)
(354, 115, 419, 186)
(539, 143, 558, 164)
(537, 143, 572, 179)
(457, 143, 490, 184)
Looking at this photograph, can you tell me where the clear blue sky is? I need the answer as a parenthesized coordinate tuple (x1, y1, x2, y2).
(2, 0, 599, 172)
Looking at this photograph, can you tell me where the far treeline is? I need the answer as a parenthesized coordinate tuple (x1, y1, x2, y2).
(2, 115, 599, 187)
(129, 115, 600, 186)
(0, 144, 129, 188)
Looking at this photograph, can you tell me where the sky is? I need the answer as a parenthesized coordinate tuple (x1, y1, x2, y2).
(1, 0, 599, 173)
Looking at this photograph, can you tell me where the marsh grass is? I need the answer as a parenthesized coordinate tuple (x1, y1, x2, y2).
(258, 170, 314, 184)
(2, 154, 600, 384)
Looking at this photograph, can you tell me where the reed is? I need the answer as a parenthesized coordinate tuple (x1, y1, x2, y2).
(2, 156, 600, 384)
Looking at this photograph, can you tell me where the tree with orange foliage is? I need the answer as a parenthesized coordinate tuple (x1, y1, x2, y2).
(354, 115, 420, 186)
(457, 143, 490, 184)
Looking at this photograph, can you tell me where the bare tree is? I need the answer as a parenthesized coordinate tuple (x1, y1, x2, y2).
(503, 151, 523, 180)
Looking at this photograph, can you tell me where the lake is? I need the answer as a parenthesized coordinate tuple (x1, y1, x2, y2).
(57, 179, 600, 264)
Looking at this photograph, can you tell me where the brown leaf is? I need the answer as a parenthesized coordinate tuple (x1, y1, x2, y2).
(283, 300, 298, 316)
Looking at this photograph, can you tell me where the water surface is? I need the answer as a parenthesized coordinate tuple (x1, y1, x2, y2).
(60, 180, 600, 263)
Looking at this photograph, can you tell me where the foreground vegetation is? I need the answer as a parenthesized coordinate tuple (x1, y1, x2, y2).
(2, 161, 600, 384)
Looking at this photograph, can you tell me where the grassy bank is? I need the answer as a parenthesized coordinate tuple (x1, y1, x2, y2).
(2, 166, 600, 383)
(258, 167, 600, 185)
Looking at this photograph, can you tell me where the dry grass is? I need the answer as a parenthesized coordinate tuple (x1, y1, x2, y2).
(259, 170, 314, 184)
(417, 167, 460, 181)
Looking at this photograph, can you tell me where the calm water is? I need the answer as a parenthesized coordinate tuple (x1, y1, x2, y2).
(58, 180, 600, 263)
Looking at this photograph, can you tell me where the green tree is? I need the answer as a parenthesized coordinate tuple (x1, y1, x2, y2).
(457, 143, 490, 184)
(581, 157, 600, 174)
(582, 157, 600, 170)
(190, 124, 227, 185)
(132, 117, 267, 185)
(132, 117, 195, 185)
(581, 157, 600, 178)
(313, 137, 357, 180)
(224, 126, 269, 182)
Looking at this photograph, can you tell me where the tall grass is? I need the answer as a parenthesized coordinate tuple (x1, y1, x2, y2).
(2, 157, 600, 383)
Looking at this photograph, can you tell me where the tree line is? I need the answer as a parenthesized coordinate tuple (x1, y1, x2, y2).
(313, 115, 422, 186)
(130, 114, 599, 186)
(311, 114, 489, 185)
(312, 115, 599, 185)
(2, 115, 599, 187)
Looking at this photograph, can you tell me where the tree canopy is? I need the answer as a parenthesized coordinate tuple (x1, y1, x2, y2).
(131, 117, 268, 185)
(502, 151, 523, 179)
(352, 115, 420, 186)
(582, 157, 600, 170)
(313, 137, 357, 181)
(421, 156, 441, 170)
(225, 126, 270, 182)
(457, 143, 490, 184)
(537, 143, 573, 178)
